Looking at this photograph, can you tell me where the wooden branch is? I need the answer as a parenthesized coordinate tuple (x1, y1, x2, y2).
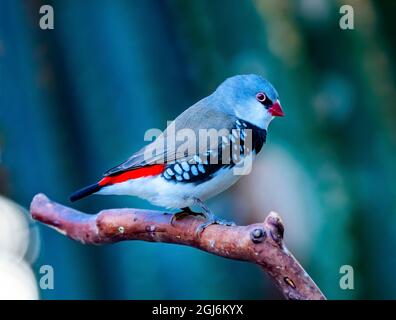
(30, 193, 325, 300)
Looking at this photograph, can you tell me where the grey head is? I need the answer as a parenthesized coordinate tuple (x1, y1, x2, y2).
(209, 74, 284, 129)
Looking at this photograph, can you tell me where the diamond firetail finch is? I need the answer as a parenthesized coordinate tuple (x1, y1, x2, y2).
(70, 74, 284, 233)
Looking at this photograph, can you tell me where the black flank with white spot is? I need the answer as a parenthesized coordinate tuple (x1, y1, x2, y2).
(162, 120, 267, 184)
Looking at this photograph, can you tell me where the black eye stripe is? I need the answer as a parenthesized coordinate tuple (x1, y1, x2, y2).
(263, 98, 273, 107)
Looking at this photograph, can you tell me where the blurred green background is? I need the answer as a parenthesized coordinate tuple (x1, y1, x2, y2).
(0, 0, 395, 299)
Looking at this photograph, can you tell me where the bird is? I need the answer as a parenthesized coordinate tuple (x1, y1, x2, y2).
(70, 74, 284, 234)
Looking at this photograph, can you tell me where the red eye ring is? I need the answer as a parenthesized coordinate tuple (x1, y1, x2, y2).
(256, 93, 266, 103)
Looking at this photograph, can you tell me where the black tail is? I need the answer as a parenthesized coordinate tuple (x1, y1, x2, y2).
(69, 183, 102, 202)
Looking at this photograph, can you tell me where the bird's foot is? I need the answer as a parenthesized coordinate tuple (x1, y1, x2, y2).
(170, 207, 205, 226)
(195, 212, 236, 236)
(193, 198, 235, 236)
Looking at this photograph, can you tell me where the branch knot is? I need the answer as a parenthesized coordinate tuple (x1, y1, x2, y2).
(250, 228, 266, 243)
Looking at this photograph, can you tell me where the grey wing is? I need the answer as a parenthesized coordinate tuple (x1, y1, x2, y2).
(103, 98, 235, 176)
(103, 146, 148, 176)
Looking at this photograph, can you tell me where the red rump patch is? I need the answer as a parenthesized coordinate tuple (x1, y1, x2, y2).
(99, 164, 165, 186)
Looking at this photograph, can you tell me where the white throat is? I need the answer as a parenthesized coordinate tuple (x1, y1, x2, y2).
(234, 99, 274, 129)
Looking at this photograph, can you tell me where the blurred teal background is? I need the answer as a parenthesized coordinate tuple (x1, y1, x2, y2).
(0, 0, 396, 299)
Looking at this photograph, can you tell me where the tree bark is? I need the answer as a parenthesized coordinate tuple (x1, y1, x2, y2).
(30, 193, 326, 300)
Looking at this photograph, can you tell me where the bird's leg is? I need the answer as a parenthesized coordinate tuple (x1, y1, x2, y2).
(170, 207, 205, 225)
(194, 198, 236, 235)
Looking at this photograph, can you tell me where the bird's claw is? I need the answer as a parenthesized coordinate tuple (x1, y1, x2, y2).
(195, 217, 236, 236)
(170, 209, 205, 226)
(171, 201, 235, 235)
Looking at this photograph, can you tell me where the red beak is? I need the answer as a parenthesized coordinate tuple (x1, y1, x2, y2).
(268, 100, 284, 117)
